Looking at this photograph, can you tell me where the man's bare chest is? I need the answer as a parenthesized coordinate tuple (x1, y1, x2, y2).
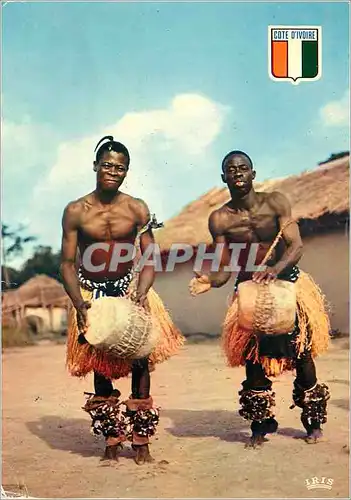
(79, 206, 137, 242)
(223, 206, 279, 243)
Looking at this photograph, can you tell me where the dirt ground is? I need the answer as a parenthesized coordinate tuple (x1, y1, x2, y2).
(2, 338, 350, 499)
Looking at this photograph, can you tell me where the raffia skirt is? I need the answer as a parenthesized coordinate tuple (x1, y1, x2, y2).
(222, 270, 330, 377)
(66, 285, 185, 380)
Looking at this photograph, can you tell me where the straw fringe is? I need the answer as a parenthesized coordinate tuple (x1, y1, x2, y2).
(294, 270, 330, 357)
(147, 287, 185, 365)
(261, 357, 294, 377)
(66, 287, 185, 380)
(66, 288, 132, 379)
(221, 270, 330, 377)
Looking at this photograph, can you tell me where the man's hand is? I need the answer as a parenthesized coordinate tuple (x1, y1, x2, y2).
(75, 301, 91, 333)
(130, 288, 148, 308)
(252, 266, 278, 284)
(189, 271, 212, 296)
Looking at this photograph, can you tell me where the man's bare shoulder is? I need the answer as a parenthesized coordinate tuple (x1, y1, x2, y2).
(208, 205, 229, 233)
(210, 203, 232, 220)
(125, 195, 150, 223)
(64, 200, 82, 215)
(265, 191, 291, 212)
(63, 193, 95, 221)
(124, 194, 147, 211)
(209, 202, 233, 222)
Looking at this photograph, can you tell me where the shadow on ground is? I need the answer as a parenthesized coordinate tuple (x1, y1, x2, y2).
(163, 409, 249, 442)
(330, 398, 349, 411)
(327, 378, 350, 386)
(163, 409, 309, 443)
(27, 407, 331, 458)
(26, 416, 112, 459)
(26, 415, 149, 462)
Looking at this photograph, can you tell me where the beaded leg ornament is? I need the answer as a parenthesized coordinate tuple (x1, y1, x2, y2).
(133, 408, 160, 438)
(291, 382, 330, 433)
(239, 388, 276, 423)
(239, 385, 278, 446)
(82, 390, 133, 441)
(125, 397, 160, 444)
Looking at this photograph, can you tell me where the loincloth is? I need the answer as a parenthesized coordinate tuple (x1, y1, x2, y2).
(66, 269, 185, 380)
(222, 266, 330, 377)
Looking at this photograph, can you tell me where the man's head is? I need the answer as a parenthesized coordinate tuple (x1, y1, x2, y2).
(93, 136, 130, 192)
(221, 150, 256, 196)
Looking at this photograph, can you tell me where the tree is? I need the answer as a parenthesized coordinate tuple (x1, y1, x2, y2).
(1, 265, 21, 289)
(17, 246, 62, 284)
(318, 151, 349, 165)
(1, 224, 37, 289)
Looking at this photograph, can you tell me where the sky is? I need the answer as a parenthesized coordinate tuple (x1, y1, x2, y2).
(2, 1, 350, 268)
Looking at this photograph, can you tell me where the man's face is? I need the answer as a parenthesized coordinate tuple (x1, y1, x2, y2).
(94, 150, 129, 191)
(221, 154, 256, 195)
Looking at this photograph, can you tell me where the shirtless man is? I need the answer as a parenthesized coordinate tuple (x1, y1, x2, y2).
(190, 150, 330, 447)
(60, 136, 182, 464)
(61, 137, 154, 325)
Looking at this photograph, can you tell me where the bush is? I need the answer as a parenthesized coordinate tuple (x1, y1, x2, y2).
(1, 326, 35, 348)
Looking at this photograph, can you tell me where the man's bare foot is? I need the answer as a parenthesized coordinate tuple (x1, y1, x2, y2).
(102, 443, 123, 461)
(304, 428, 324, 444)
(245, 434, 268, 449)
(133, 444, 155, 465)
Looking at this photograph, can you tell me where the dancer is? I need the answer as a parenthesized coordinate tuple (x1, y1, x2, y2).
(189, 150, 330, 447)
(61, 136, 184, 464)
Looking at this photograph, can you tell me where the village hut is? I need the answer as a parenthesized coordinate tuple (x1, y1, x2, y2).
(2, 275, 69, 334)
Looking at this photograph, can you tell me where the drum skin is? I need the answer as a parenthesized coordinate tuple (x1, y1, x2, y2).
(84, 296, 161, 359)
(237, 280, 296, 334)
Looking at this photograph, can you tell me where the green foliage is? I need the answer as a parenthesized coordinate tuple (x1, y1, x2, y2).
(2, 223, 37, 259)
(2, 223, 61, 290)
(318, 151, 349, 165)
(2, 223, 37, 289)
(17, 245, 62, 284)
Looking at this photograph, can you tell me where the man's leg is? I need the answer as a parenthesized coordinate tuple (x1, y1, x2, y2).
(292, 351, 330, 443)
(90, 371, 124, 460)
(131, 358, 150, 399)
(239, 360, 278, 448)
(127, 358, 159, 465)
(94, 372, 114, 397)
(82, 372, 124, 461)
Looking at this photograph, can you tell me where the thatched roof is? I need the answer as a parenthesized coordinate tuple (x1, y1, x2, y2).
(2, 275, 69, 312)
(155, 156, 349, 251)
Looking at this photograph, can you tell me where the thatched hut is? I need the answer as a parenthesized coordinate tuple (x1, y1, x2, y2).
(153, 156, 349, 336)
(2, 275, 69, 333)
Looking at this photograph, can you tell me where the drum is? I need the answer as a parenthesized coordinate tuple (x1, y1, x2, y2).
(84, 296, 161, 359)
(237, 280, 297, 334)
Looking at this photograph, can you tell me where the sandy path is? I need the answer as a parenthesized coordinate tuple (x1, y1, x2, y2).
(2, 339, 349, 498)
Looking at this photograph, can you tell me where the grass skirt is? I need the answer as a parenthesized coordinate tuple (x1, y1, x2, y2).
(222, 270, 330, 377)
(66, 286, 185, 380)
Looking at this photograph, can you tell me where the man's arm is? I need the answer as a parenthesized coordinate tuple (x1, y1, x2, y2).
(207, 211, 232, 287)
(189, 210, 232, 296)
(60, 203, 86, 309)
(134, 200, 155, 306)
(253, 192, 303, 283)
